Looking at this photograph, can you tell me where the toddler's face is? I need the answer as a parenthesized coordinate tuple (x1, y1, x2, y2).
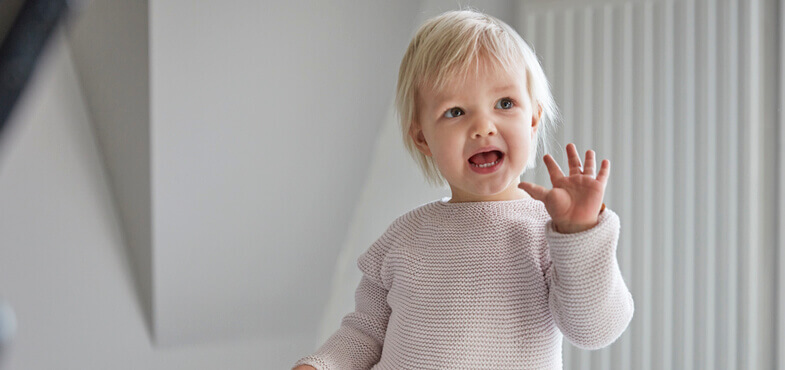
(411, 58, 539, 202)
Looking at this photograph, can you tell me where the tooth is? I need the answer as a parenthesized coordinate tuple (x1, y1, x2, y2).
(472, 159, 499, 168)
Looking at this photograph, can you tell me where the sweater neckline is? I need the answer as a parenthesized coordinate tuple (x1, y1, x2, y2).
(436, 195, 538, 207)
(432, 195, 542, 220)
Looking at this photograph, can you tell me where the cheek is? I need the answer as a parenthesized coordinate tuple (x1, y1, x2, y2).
(509, 128, 533, 160)
(431, 141, 466, 171)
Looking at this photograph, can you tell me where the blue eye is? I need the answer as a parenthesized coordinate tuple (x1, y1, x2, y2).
(496, 98, 514, 109)
(444, 107, 463, 118)
(444, 98, 514, 118)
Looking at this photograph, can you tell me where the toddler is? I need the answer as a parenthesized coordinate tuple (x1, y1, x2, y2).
(293, 8, 633, 369)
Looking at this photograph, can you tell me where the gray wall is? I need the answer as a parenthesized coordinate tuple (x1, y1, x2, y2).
(67, 0, 153, 340)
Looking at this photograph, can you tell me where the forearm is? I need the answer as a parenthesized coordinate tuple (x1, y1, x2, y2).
(292, 275, 390, 369)
(545, 208, 634, 349)
(547, 255, 634, 349)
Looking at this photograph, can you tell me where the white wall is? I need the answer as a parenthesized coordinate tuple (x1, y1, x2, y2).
(149, 0, 422, 347)
(0, 0, 432, 367)
(0, 30, 310, 369)
(64, 0, 423, 349)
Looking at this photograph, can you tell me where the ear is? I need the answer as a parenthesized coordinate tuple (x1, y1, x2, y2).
(409, 121, 432, 157)
(531, 104, 543, 135)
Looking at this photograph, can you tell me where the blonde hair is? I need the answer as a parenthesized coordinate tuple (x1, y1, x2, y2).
(395, 8, 560, 187)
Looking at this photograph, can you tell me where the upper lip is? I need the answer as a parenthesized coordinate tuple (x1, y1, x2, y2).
(468, 145, 504, 160)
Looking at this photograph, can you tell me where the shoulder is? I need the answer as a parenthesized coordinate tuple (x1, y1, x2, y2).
(356, 199, 439, 280)
(369, 200, 438, 251)
(386, 199, 439, 237)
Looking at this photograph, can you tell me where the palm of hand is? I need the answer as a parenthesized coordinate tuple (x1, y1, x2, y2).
(519, 143, 610, 233)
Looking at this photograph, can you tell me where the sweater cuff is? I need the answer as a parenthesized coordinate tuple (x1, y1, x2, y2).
(545, 208, 620, 267)
(293, 356, 330, 370)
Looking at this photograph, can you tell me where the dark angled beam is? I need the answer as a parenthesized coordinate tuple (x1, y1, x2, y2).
(0, 0, 68, 140)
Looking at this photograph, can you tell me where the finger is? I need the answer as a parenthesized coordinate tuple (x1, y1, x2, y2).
(518, 181, 549, 202)
(596, 159, 611, 185)
(567, 143, 582, 176)
(543, 154, 565, 184)
(583, 150, 595, 176)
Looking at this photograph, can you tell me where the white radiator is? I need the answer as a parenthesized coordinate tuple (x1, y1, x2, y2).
(518, 0, 779, 369)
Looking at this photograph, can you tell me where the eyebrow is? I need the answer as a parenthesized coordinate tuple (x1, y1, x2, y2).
(492, 84, 517, 93)
(436, 84, 518, 100)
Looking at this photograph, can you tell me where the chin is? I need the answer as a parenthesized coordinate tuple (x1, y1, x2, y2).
(473, 182, 512, 195)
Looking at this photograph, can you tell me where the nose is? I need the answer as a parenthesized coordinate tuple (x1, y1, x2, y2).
(470, 113, 497, 138)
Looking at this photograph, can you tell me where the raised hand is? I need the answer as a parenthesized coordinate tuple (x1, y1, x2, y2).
(518, 143, 610, 234)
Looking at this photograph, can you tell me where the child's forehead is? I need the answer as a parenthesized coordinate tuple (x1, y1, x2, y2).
(420, 65, 527, 100)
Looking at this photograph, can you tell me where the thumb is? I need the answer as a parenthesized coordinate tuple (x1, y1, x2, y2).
(518, 181, 548, 202)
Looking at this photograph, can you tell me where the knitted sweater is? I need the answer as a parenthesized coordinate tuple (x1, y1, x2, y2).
(294, 196, 634, 369)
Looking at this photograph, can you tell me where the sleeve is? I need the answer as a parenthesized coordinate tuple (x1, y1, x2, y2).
(543, 208, 634, 350)
(292, 222, 398, 370)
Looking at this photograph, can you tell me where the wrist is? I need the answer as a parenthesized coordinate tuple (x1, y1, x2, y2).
(554, 219, 598, 234)
(553, 203, 605, 234)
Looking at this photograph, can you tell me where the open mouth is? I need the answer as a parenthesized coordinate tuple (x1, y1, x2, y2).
(468, 150, 504, 168)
